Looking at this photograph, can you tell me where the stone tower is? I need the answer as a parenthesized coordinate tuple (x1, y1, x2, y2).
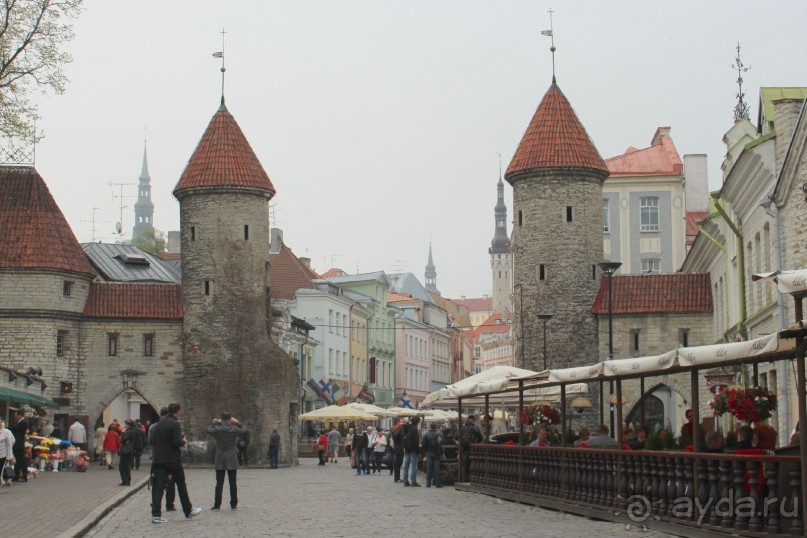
(173, 100, 299, 462)
(505, 81, 608, 376)
(489, 175, 511, 313)
(132, 143, 155, 242)
(424, 242, 440, 294)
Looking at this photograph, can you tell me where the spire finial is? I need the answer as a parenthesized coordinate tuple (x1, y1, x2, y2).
(542, 9, 556, 84)
(732, 42, 750, 121)
(212, 28, 227, 107)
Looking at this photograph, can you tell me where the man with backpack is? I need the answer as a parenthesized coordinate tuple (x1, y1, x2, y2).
(402, 416, 421, 487)
(460, 415, 482, 482)
(421, 422, 444, 488)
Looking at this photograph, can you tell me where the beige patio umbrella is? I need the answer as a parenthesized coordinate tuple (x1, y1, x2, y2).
(344, 402, 395, 417)
(298, 404, 378, 422)
(385, 407, 424, 418)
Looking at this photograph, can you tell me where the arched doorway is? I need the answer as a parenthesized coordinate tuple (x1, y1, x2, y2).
(93, 387, 159, 430)
(625, 383, 684, 434)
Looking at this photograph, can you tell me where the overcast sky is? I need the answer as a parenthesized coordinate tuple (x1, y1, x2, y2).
(33, 1, 807, 298)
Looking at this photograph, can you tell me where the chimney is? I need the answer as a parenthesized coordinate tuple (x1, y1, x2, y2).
(772, 98, 805, 176)
(651, 127, 671, 146)
(299, 257, 311, 269)
(270, 228, 283, 254)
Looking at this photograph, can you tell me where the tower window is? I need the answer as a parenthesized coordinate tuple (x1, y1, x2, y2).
(538, 264, 546, 281)
(204, 280, 210, 295)
(566, 206, 573, 222)
(63, 281, 73, 296)
(499, 271, 501, 278)
(190, 226, 196, 241)
(592, 265, 596, 280)
(244, 225, 249, 240)
(57, 330, 67, 356)
(518, 210, 523, 226)
(679, 329, 690, 348)
(631, 330, 641, 356)
(603, 199, 610, 232)
(108, 333, 118, 356)
(144, 334, 154, 357)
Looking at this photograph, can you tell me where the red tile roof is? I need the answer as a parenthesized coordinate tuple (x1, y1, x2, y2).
(451, 296, 493, 312)
(174, 104, 276, 197)
(466, 312, 513, 343)
(156, 252, 181, 261)
(0, 166, 95, 278)
(685, 212, 708, 246)
(387, 292, 414, 303)
(83, 283, 183, 319)
(506, 83, 608, 180)
(320, 268, 347, 278)
(591, 273, 712, 315)
(606, 134, 683, 177)
(269, 243, 317, 300)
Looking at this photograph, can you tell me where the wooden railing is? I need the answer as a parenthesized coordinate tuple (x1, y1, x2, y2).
(468, 445, 803, 537)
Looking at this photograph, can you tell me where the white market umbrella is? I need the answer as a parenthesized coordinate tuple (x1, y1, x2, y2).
(298, 404, 377, 422)
(344, 402, 395, 417)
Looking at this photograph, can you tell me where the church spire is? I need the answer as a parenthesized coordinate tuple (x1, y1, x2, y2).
(424, 242, 439, 294)
(490, 165, 509, 254)
(132, 140, 155, 242)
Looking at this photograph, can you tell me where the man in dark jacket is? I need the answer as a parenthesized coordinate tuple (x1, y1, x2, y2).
(422, 422, 444, 488)
(11, 411, 28, 482)
(390, 419, 405, 483)
(460, 415, 482, 482)
(150, 402, 202, 524)
(132, 419, 146, 470)
(353, 427, 369, 475)
(149, 407, 175, 512)
(207, 413, 245, 510)
(267, 429, 280, 469)
(402, 416, 421, 487)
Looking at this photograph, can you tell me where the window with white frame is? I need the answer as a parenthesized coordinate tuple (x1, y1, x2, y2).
(640, 197, 659, 232)
(602, 199, 610, 233)
(641, 259, 660, 273)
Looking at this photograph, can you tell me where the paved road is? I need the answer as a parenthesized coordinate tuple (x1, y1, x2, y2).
(0, 458, 150, 538)
(85, 459, 673, 538)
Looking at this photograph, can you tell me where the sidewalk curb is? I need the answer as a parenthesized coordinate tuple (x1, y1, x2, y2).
(57, 475, 150, 538)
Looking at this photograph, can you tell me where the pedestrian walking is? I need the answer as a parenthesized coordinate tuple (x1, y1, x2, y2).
(207, 413, 245, 511)
(10, 411, 28, 483)
(327, 427, 341, 463)
(402, 417, 421, 487)
(316, 431, 328, 465)
(149, 407, 176, 513)
(104, 423, 120, 470)
(118, 419, 136, 486)
(95, 422, 107, 464)
(149, 402, 202, 524)
(344, 427, 354, 463)
(267, 429, 280, 469)
(371, 426, 388, 473)
(132, 419, 146, 470)
(68, 417, 87, 452)
(353, 427, 369, 475)
(422, 422, 444, 487)
(236, 428, 249, 467)
(0, 418, 15, 487)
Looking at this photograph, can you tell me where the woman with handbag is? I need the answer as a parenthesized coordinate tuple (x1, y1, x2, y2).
(0, 418, 15, 487)
(104, 423, 121, 470)
(118, 420, 135, 486)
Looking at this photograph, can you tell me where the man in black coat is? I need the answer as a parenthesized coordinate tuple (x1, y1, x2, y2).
(390, 419, 405, 483)
(11, 411, 28, 482)
(150, 402, 202, 523)
(353, 427, 369, 475)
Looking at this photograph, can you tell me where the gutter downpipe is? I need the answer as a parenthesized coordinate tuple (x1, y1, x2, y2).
(761, 198, 790, 445)
(710, 194, 748, 341)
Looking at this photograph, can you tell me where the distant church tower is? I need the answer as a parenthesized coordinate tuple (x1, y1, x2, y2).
(173, 99, 299, 458)
(489, 175, 511, 313)
(424, 242, 440, 294)
(506, 80, 608, 374)
(132, 143, 154, 241)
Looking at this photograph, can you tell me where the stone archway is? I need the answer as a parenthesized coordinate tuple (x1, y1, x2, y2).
(618, 374, 692, 434)
(91, 380, 160, 429)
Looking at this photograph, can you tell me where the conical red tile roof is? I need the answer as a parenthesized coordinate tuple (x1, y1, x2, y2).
(0, 166, 94, 277)
(174, 104, 276, 197)
(505, 83, 608, 181)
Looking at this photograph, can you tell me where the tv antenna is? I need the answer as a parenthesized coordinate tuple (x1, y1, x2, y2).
(80, 207, 114, 242)
(109, 181, 136, 242)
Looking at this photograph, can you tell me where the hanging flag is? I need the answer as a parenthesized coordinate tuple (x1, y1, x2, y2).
(306, 378, 323, 398)
(400, 393, 414, 409)
(540, 30, 553, 36)
(319, 378, 333, 404)
(358, 383, 375, 404)
(212, 51, 223, 58)
(331, 381, 347, 406)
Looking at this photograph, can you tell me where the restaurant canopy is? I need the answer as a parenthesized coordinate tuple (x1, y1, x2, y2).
(343, 402, 394, 417)
(0, 386, 58, 408)
(298, 404, 377, 421)
(421, 365, 538, 407)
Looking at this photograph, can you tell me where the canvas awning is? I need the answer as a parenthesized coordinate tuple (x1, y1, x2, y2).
(298, 404, 377, 421)
(753, 269, 807, 295)
(344, 402, 394, 417)
(0, 386, 58, 408)
(603, 349, 677, 376)
(422, 365, 539, 407)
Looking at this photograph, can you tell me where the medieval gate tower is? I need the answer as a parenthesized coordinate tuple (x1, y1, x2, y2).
(174, 100, 299, 458)
(505, 80, 608, 389)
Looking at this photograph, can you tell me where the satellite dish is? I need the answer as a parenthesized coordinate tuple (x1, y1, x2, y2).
(115, 222, 122, 233)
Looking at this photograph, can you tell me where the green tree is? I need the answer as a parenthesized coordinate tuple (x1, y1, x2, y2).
(132, 228, 166, 254)
(0, 0, 84, 140)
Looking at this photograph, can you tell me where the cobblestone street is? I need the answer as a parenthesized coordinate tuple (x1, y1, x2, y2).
(86, 459, 673, 538)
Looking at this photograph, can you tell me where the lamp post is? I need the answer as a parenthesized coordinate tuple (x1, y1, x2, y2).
(537, 314, 552, 370)
(598, 261, 622, 437)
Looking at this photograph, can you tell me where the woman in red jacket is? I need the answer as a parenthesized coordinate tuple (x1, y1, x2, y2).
(103, 424, 121, 470)
(316, 431, 328, 466)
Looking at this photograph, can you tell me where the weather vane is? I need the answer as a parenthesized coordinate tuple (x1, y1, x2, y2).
(497, 152, 502, 178)
(732, 43, 750, 121)
(541, 9, 556, 83)
(212, 28, 227, 106)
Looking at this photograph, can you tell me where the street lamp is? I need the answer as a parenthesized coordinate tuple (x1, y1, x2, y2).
(598, 261, 622, 437)
(537, 314, 552, 370)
